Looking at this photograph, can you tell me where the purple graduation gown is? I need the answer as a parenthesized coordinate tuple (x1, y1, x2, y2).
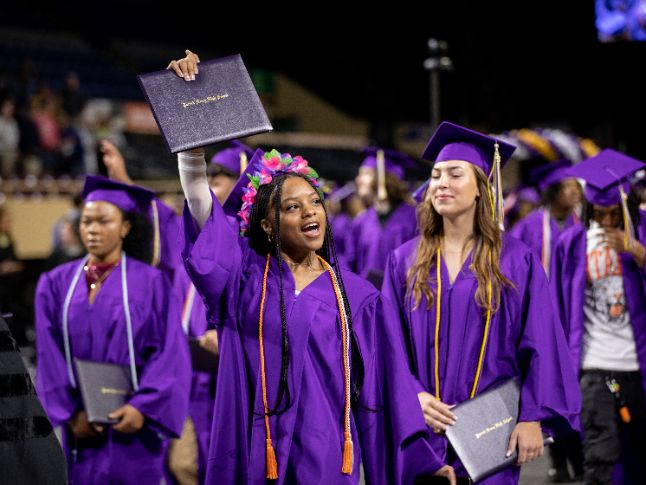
(639, 208, 646, 243)
(182, 193, 442, 485)
(382, 235, 581, 484)
(551, 224, 646, 395)
(174, 269, 217, 483)
(344, 203, 418, 279)
(329, 212, 352, 267)
(35, 255, 191, 485)
(509, 208, 579, 278)
(152, 198, 182, 282)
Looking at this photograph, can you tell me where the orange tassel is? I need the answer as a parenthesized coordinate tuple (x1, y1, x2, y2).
(265, 438, 278, 480)
(619, 406, 632, 424)
(342, 433, 354, 474)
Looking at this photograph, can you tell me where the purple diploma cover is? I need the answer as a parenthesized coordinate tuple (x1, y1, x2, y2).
(137, 54, 273, 153)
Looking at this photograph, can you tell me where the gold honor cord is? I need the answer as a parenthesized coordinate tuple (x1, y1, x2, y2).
(433, 247, 493, 405)
(317, 256, 354, 475)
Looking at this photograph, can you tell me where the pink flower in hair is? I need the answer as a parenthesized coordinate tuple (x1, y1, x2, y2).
(259, 168, 273, 185)
(290, 156, 311, 175)
(241, 187, 256, 205)
(264, 155, 283, 171)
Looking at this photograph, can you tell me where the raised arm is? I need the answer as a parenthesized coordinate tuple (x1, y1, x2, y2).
(178, 149, 212, 229)
(167, 49, 212, 228)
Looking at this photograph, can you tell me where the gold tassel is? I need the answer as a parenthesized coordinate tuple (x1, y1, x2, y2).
(265, 438, 278, 480)
(342, 432, 354, 474)
(376, 149, 388, 202)
(240, 151, 248, 174)
(619, 185, 634, 251)
(492, 142, 504, 231)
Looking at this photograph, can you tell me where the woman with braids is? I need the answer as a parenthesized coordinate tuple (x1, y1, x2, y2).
(35, 176, 191, 484)
(169, 50, 449, 485)
(381, 122, 581, 484)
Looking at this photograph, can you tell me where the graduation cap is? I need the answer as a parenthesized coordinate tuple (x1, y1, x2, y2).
(361, 147, 415, 202)
(516, 186, 541, 205)
(328, 182, 356, 203)
(570, 148, 645, 246)
(222, 148, 265, 218)
(420, 121, 517, 229)
(529, 159, 574, 192)
(569, 149, 644, 206)
(210, 140, 254, 176)
(361, 147, 416, 180)
(82, 175, 155, 213)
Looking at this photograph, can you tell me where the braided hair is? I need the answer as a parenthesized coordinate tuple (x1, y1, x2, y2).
(248, 173, 366, 415)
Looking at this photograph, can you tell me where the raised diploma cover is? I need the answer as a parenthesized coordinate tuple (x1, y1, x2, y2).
(74, 359, 134, 424)
(445, 378, 553, 483)
(137, 54, 273, 153)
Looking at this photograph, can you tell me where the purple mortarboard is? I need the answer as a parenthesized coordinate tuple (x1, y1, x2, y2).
(421, 121, 516, 174)
(82, 175, 154, 213)
(210, 140, 254, 176)
(328, 182, 356, 203)
(517, 186, 541, 205)
(529, 159, 574, 192)
(569, 149, 645, 206)
(361, 147, 416, 180)
(222, 149, 265, 218)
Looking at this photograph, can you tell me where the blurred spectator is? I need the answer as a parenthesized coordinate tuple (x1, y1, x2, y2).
(0, 99, 20, 177)
(61, 71, 87, 118)
(30, 94, 61, 175)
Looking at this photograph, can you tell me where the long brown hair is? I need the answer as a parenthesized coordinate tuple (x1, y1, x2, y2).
(406, 165, 513, 312)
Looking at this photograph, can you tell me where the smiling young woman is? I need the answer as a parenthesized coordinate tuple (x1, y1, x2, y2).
(35, 176, 190, 484)
(382, 121, 581, 484)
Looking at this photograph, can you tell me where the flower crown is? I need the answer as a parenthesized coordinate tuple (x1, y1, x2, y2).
(238, 149, 322, 235)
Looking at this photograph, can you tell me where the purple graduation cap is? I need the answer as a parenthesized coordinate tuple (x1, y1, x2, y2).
(361, 147, 416, 180)
(529, 159, 574, 192)
(568, 148, 645, 207)
(210, 140, 254, 176)
(222, 148, 266, 218)
(328, 182, 356, 203)
(421, 121, 516, 173)
(82, 175, 155, 213)
(517, 186, 541, 205)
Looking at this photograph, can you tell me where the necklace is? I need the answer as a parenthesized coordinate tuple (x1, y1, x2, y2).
(284, 255, 319, 273)
(84, 260, 119, 290)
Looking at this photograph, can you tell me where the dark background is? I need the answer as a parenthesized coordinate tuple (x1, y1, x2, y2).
(2, 2, 644, 153)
